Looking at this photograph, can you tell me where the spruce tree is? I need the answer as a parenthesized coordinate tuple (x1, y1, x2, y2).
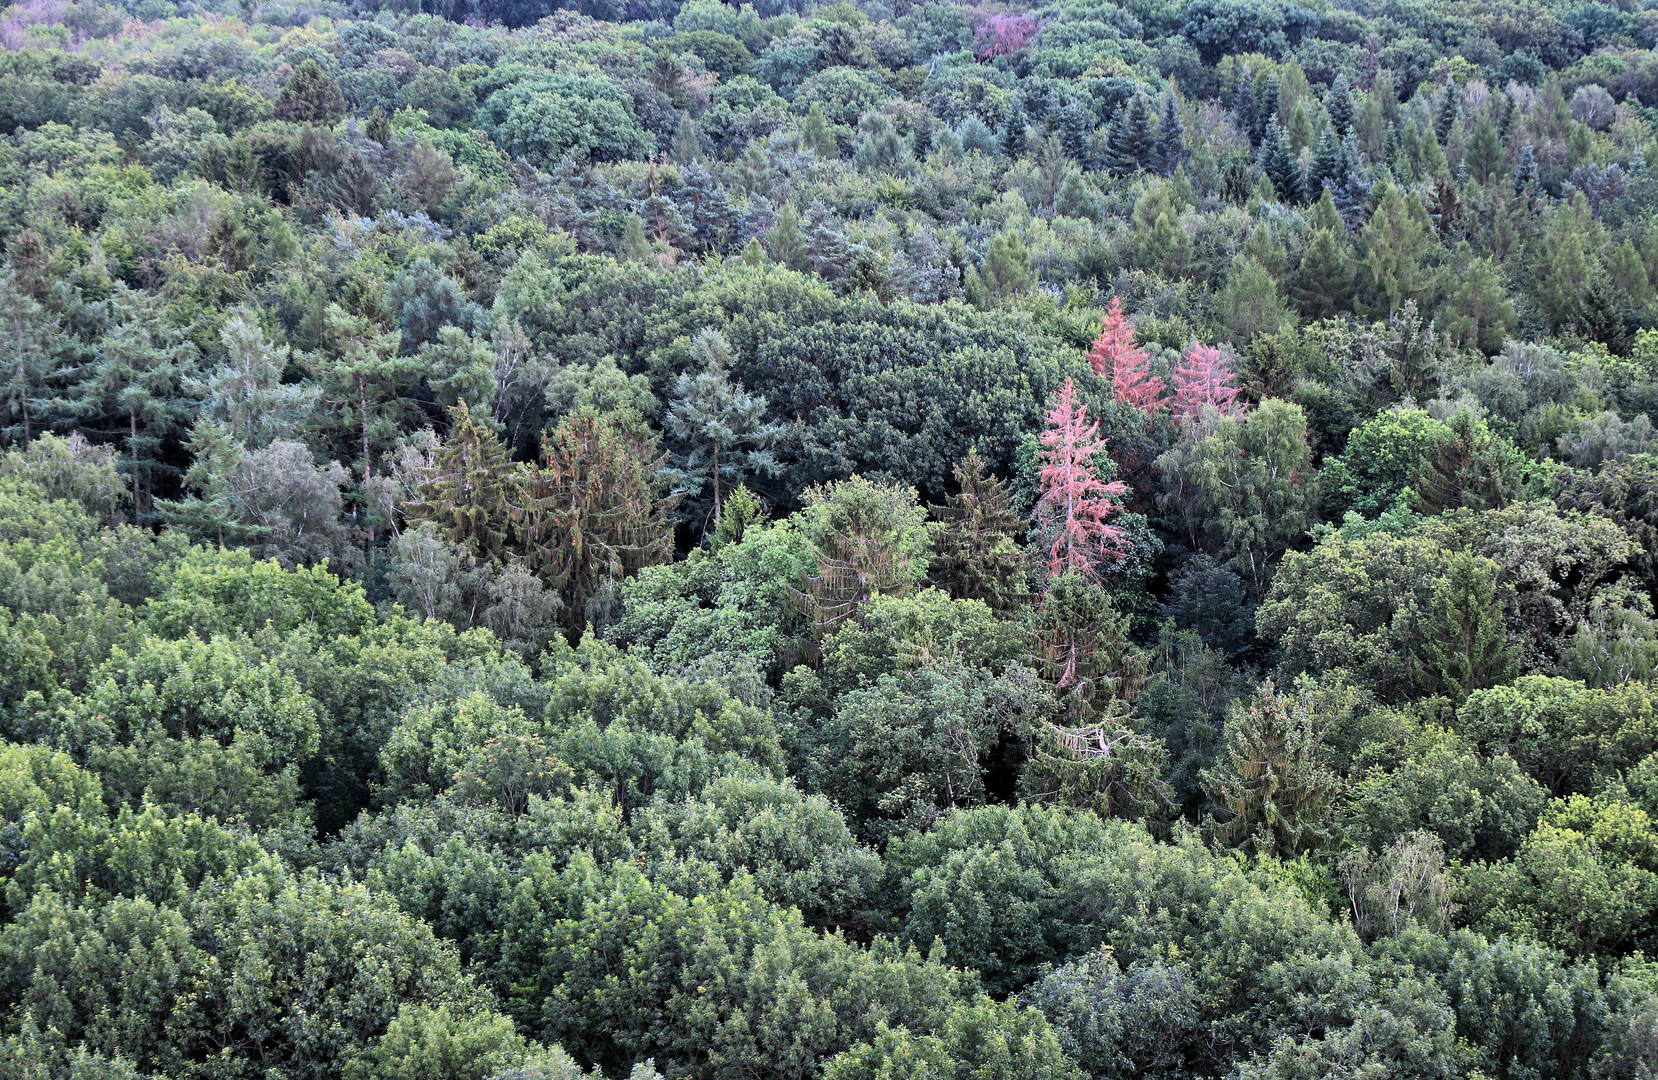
(1324, 73, 1354, 135)
(405, 401, 515, 562)
(1170, 341, 1243, 419)
(927, 448, 1028, 613)
(512, 408, 675, 630)
(1201, 680, 1339, 856)
(1104, 96, 1153, 175)
(1033, 378, 1130, 581)
(1087, 298, 1165, 414)
(1258, 119, 1302, 203)
(1306, 127, 1345, 198)
(1434, 88, 1459, 141)
(1057, 100, 1094, 165)
(663, 328, 783, 527)
(1153, 93, 1186, 176)
(1416, 552, 1515, 700)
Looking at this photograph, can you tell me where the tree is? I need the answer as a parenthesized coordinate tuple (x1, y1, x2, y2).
(1362, 184, 1434, 316)
(0, 270, 59, 446)
(1104, 96, 1154, 175)
(928, 449, 1028, 613)
(404, 402, 515, 562)
(664, 328, 783, 527)
(512, 408, 675, 631)
(1416, 552, 1515, 700)
(1258, 119, 1301, 203)
(1168, 341, 1242, 420)
(276, 59, 346, 124)
(1087, 299, 1165, 414)
(1152, 94, 1186, 176)
(1155, 399, 1316, 599)
(191, 312, 317, 449)
(795, 475, 932, 637)
(70, 286, 200, 519)
(1031, 572, 1145, 720)
(311, 303, 418, 497)
(1201, 680, 1340, 857)
(1033, 378, 1131, 581)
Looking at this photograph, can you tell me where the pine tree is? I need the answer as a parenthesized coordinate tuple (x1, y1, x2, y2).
(927, 448, 1028, 613)
(70, 285, 200, 519)
(1087, 298, 1165, 414)
(405, 401, 515, 562)
(1254, 72, 1280, 144)
(275, 59, 345, 125)
(664, 328, 783, 527)
(1169, 341, 1242, 420)
(1416, 552, 1515, 700)
(311, 303, 417, 494)
(191, 313, 318, 449)
(1153, 93, 1186, 176)
(1034, 378, 1131, 581)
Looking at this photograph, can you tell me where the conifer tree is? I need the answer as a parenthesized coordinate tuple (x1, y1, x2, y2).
(0, 269, 58, 446)
(1324, 73, 1355, 134)
(802, 103, 836, 158)
(675, 163, 738, 255)
(927, 448, 1027, 613)
(275, 59, 345, 125)
(1362, 184, 1433, 316)
(1434, 88, 1459, 141)
(767, 204, 809, 272)
(1169, 341, 1242, 420)
(311, 304, 417, 495)
(1202, 680, 1339, 856)
(1153, 93, 1185, 176)
(1087, 298, 1165, 414)
(512, 408, 675, 630)
(1104, 96, 1153, 175)
(1306, 127, 1347, 197)
(1031, 572, 1146, 719)
(191, 313, 317, 449)
(1233, 74, 1257, 144)
(795, 476, 930, 636)
(405, 401, 515, 562)
(1259, 119, 1302, 203)
(71, 285, 200, 519)
(1513, 143, 1539, 195)
(1033, 378, 1130, 581)
(1057, 100, 1094, 164)
(1417, 552, 1515, 700)
(664, 329, 783, 527)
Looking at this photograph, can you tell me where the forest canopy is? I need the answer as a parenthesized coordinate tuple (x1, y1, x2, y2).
(2, 0, 1658, 1074)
